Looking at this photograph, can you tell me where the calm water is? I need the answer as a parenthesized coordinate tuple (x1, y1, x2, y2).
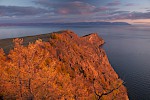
(1, 25, 150, 100)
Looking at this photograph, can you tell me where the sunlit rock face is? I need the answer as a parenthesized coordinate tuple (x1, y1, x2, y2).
(0, 30, 128, 100)
(48, 30, 128, 99)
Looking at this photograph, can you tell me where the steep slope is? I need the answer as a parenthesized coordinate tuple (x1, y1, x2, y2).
(0, 30, 128, 100)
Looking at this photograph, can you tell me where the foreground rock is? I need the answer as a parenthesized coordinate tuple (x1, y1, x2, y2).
(0, 30, 128, 100)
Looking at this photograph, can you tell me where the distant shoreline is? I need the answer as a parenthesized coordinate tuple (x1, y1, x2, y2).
(0, 22, 131, 27)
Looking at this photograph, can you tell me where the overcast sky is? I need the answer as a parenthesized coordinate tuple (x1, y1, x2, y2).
(0, 0, 150, 24)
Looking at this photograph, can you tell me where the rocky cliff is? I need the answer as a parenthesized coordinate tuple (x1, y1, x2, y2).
(0, 30, 128, 100)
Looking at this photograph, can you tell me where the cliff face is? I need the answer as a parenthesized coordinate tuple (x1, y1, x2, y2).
(0, 30, 128, 100)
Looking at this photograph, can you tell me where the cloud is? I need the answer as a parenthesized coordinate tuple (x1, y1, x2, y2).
(108, 11, 150, 20)
(106, 0, 121, 6)
(91, 10, 150, 21)
(110, 11, 130, 15)
(129, 12, 150, 19)
(125, 3, 135, 6)
(0, 5, 48, 17)
(35, 1, 97, 15)
(147, 10, 150, 12)
(34, 0, 119, 16)
(2, 10, 150, 23)
(1, 0, 149, 23)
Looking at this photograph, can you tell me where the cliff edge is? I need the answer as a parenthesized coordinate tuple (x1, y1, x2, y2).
(0, 30, 128, 100)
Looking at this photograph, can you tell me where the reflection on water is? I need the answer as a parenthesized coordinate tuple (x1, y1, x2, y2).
(1, 25, 150, 100)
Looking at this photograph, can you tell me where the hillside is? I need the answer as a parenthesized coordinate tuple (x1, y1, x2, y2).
(0, 30, 128, 100)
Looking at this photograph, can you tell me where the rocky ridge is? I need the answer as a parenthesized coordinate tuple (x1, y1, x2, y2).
(0, 30, 128, 100)
(48, 30, 128, 99)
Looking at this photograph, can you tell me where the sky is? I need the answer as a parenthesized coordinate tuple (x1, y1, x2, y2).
(0, 0, 150, 24)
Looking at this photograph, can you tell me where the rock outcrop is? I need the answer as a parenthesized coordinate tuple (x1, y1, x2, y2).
(0, 30, 128, 100)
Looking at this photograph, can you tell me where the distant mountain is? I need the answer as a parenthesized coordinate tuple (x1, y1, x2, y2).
(60, 22, 131, 26)
(0, 22, 131, 26)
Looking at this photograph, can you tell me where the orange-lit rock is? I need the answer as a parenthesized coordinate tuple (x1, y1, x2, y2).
(0, 30, 128, 100)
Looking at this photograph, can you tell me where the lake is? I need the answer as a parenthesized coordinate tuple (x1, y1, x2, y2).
(1, 24, 150, 100)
